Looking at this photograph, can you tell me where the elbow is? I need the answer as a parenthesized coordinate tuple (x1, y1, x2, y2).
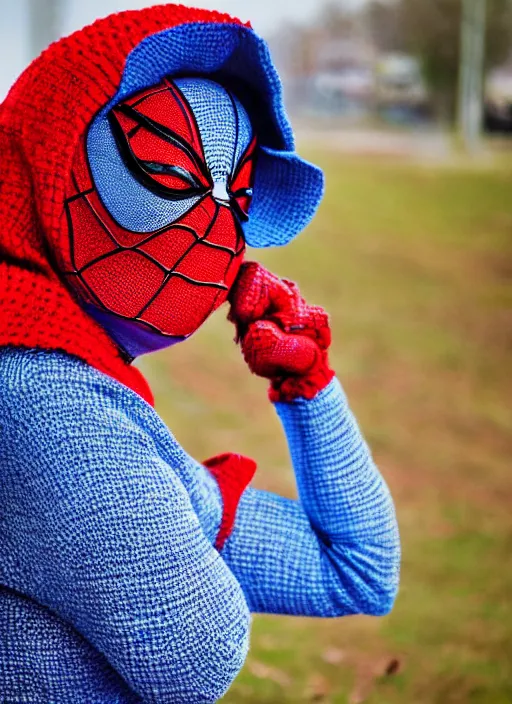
(324, 539, 400, 618)
(362, 580, 399, 616)
(195, 618, 251, 702)
(117, 605, 251, 703)
(357, 548, 401, 617)
(356, 519, 401, 617)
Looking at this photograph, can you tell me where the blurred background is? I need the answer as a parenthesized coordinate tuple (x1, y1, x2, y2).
(2, 1, 511, 702)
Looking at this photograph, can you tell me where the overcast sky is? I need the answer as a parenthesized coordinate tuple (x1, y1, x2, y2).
(0, 0, 365, 100)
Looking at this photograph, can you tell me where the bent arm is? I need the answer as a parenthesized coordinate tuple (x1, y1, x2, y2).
(199, 378, 400, 617)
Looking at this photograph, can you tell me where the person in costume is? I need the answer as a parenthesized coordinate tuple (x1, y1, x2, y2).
(0, 5, 400, 703)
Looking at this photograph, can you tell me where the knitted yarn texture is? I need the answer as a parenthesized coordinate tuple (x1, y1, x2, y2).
(0, 347, 400, 702)
(0, 7, 399, 703)
(229, 262, 335, 401)
(0, 5, 323, 401)
(0, 4, 242, 403)
(66, 77, 256, 358)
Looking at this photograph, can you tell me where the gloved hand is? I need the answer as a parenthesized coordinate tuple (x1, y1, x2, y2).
(228, 261, 335, 402)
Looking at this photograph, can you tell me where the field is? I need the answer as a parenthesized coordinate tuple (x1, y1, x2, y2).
(140, 148, 512, 703)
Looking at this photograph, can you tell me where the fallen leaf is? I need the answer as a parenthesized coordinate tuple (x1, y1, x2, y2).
(349, 654, 403, 703)
(382, 657, 401, 677)
(306, 673, 331, 701)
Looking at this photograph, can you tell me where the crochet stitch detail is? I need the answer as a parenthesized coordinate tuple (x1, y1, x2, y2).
(0, 347, 400, 700)
(0, 5, 247, 404)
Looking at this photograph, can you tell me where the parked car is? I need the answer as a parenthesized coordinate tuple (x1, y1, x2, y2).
(375, 54, 430, 124)
(484, 67, 512, 133)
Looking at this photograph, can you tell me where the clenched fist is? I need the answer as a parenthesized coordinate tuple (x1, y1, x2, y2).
(228, 261, 335, 402)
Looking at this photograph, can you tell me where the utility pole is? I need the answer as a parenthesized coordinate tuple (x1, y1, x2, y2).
(28, 0, 63, 59)
(457, 0, 487, 152)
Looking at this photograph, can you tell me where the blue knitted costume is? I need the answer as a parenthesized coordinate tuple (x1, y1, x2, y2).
(0, 348, 399, 702)
(0, 7, 400, 703)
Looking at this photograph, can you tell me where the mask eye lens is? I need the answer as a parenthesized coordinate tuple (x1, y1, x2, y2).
(108, 105, 210, 202)
(229, 188, 252, 222)
(229, 135, 257, 222)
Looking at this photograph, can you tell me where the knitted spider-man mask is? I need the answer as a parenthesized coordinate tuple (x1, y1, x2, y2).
(64, 77, 257, 358)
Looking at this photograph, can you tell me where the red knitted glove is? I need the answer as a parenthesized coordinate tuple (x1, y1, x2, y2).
(228, 261, 335, 402)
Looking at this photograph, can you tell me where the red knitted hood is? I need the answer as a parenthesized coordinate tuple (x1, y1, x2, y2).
(0, 5, 248, 405)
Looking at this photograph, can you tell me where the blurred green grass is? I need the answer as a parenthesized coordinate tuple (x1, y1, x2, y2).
(140, 151, 512, 703)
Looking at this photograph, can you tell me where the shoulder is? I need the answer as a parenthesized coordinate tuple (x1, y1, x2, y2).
(0, 347, 175, 490)
(0, 347, 160, 455)
(0, 346, 144, 416)
(0, 347, 191, 485)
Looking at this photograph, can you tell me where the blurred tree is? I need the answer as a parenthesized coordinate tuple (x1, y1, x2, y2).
(397, 0, 512, 119)
(318, 2, 358, 37)
(290, 3, 359, 77)
(283, 0, 512, 122)
(365, 0, 405, 52)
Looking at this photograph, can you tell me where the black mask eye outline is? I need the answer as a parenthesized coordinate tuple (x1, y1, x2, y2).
(227, 134, 258, 223)
(229, 188, 253, 223)
(140, 161, 204, 189)
(108, 105, 211, 202)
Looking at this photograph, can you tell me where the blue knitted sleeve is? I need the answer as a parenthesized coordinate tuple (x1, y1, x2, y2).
(204, 379, 400, 616)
